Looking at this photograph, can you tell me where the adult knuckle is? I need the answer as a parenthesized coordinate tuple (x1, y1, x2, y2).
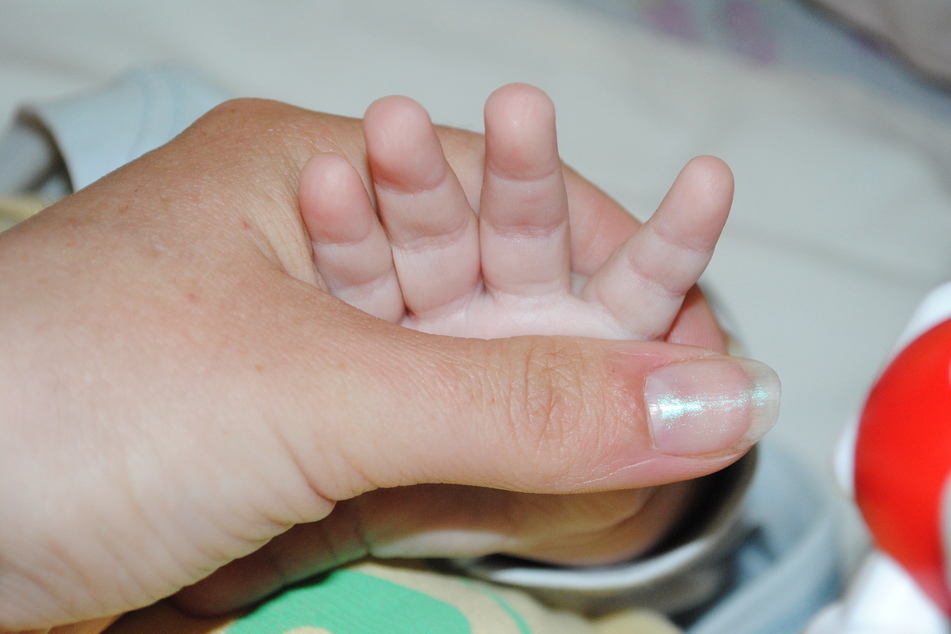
(511, 338, 605, 457)
(196, 97, 292, 131)
(186, 99, 316, 158)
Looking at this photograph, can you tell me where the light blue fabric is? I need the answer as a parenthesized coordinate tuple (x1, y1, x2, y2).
(688, 441, 843, 634)
(1, 66, 226, 195)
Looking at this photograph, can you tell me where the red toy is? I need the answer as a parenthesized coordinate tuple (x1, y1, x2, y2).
(807, 283, 951, 633)
(856, 317, 951, 614)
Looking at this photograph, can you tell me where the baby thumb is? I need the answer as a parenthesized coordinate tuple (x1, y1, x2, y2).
(317, 333, 780, 497)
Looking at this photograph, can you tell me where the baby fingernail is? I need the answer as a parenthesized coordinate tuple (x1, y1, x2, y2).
(645, 357, 780, 457)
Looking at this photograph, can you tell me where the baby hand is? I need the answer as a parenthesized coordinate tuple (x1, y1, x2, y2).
(300, 84, 733, 345)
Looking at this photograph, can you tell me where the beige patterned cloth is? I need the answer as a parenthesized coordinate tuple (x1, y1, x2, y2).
(105, 561, 682, 634)
(0, 194, 50, 230)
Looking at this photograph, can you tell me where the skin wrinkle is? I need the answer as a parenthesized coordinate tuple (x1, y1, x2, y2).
(122, 441, 260, 611)
(10, 418, 165, 623)
(0, 557, 75, 628)
(389, 213, 473, 255)
(264, 528, 311, 593)
(404, 289, 480, 326)
(343, 498, 376, 566)
(517, 341, 575, 451)
(329, 269, 399, 304)
(513, 339, 603, 487)
(308, 218, 375, 250)
(372, 161, 450, 196)
(484, 215, 567, 241)
(625, 261, 688, 303)
(484, 157, 561, 187)
(627, 227, 710, 299)
(562, 378, 641, 489)
(482, 173, 567, 234)
(478, 289, 575, 318)
(572, 347, 717, 489)
(646, 216, 712, 257)
(520, 502, 649, 563)
(229, 540, 287, 608)
(263, 421, 340, 526)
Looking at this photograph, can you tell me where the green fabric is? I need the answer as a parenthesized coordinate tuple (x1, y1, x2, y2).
(226, 570, 471, 634)
(460, 579, 532, 634)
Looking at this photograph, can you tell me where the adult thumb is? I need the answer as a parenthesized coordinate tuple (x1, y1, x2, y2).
(304, 326, 780, 499)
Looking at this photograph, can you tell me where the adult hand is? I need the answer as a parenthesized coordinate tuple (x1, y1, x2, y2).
(0, 99, 778, 631)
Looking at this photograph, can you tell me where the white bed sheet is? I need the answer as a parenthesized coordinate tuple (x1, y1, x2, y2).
(4, 0, 951, 569)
